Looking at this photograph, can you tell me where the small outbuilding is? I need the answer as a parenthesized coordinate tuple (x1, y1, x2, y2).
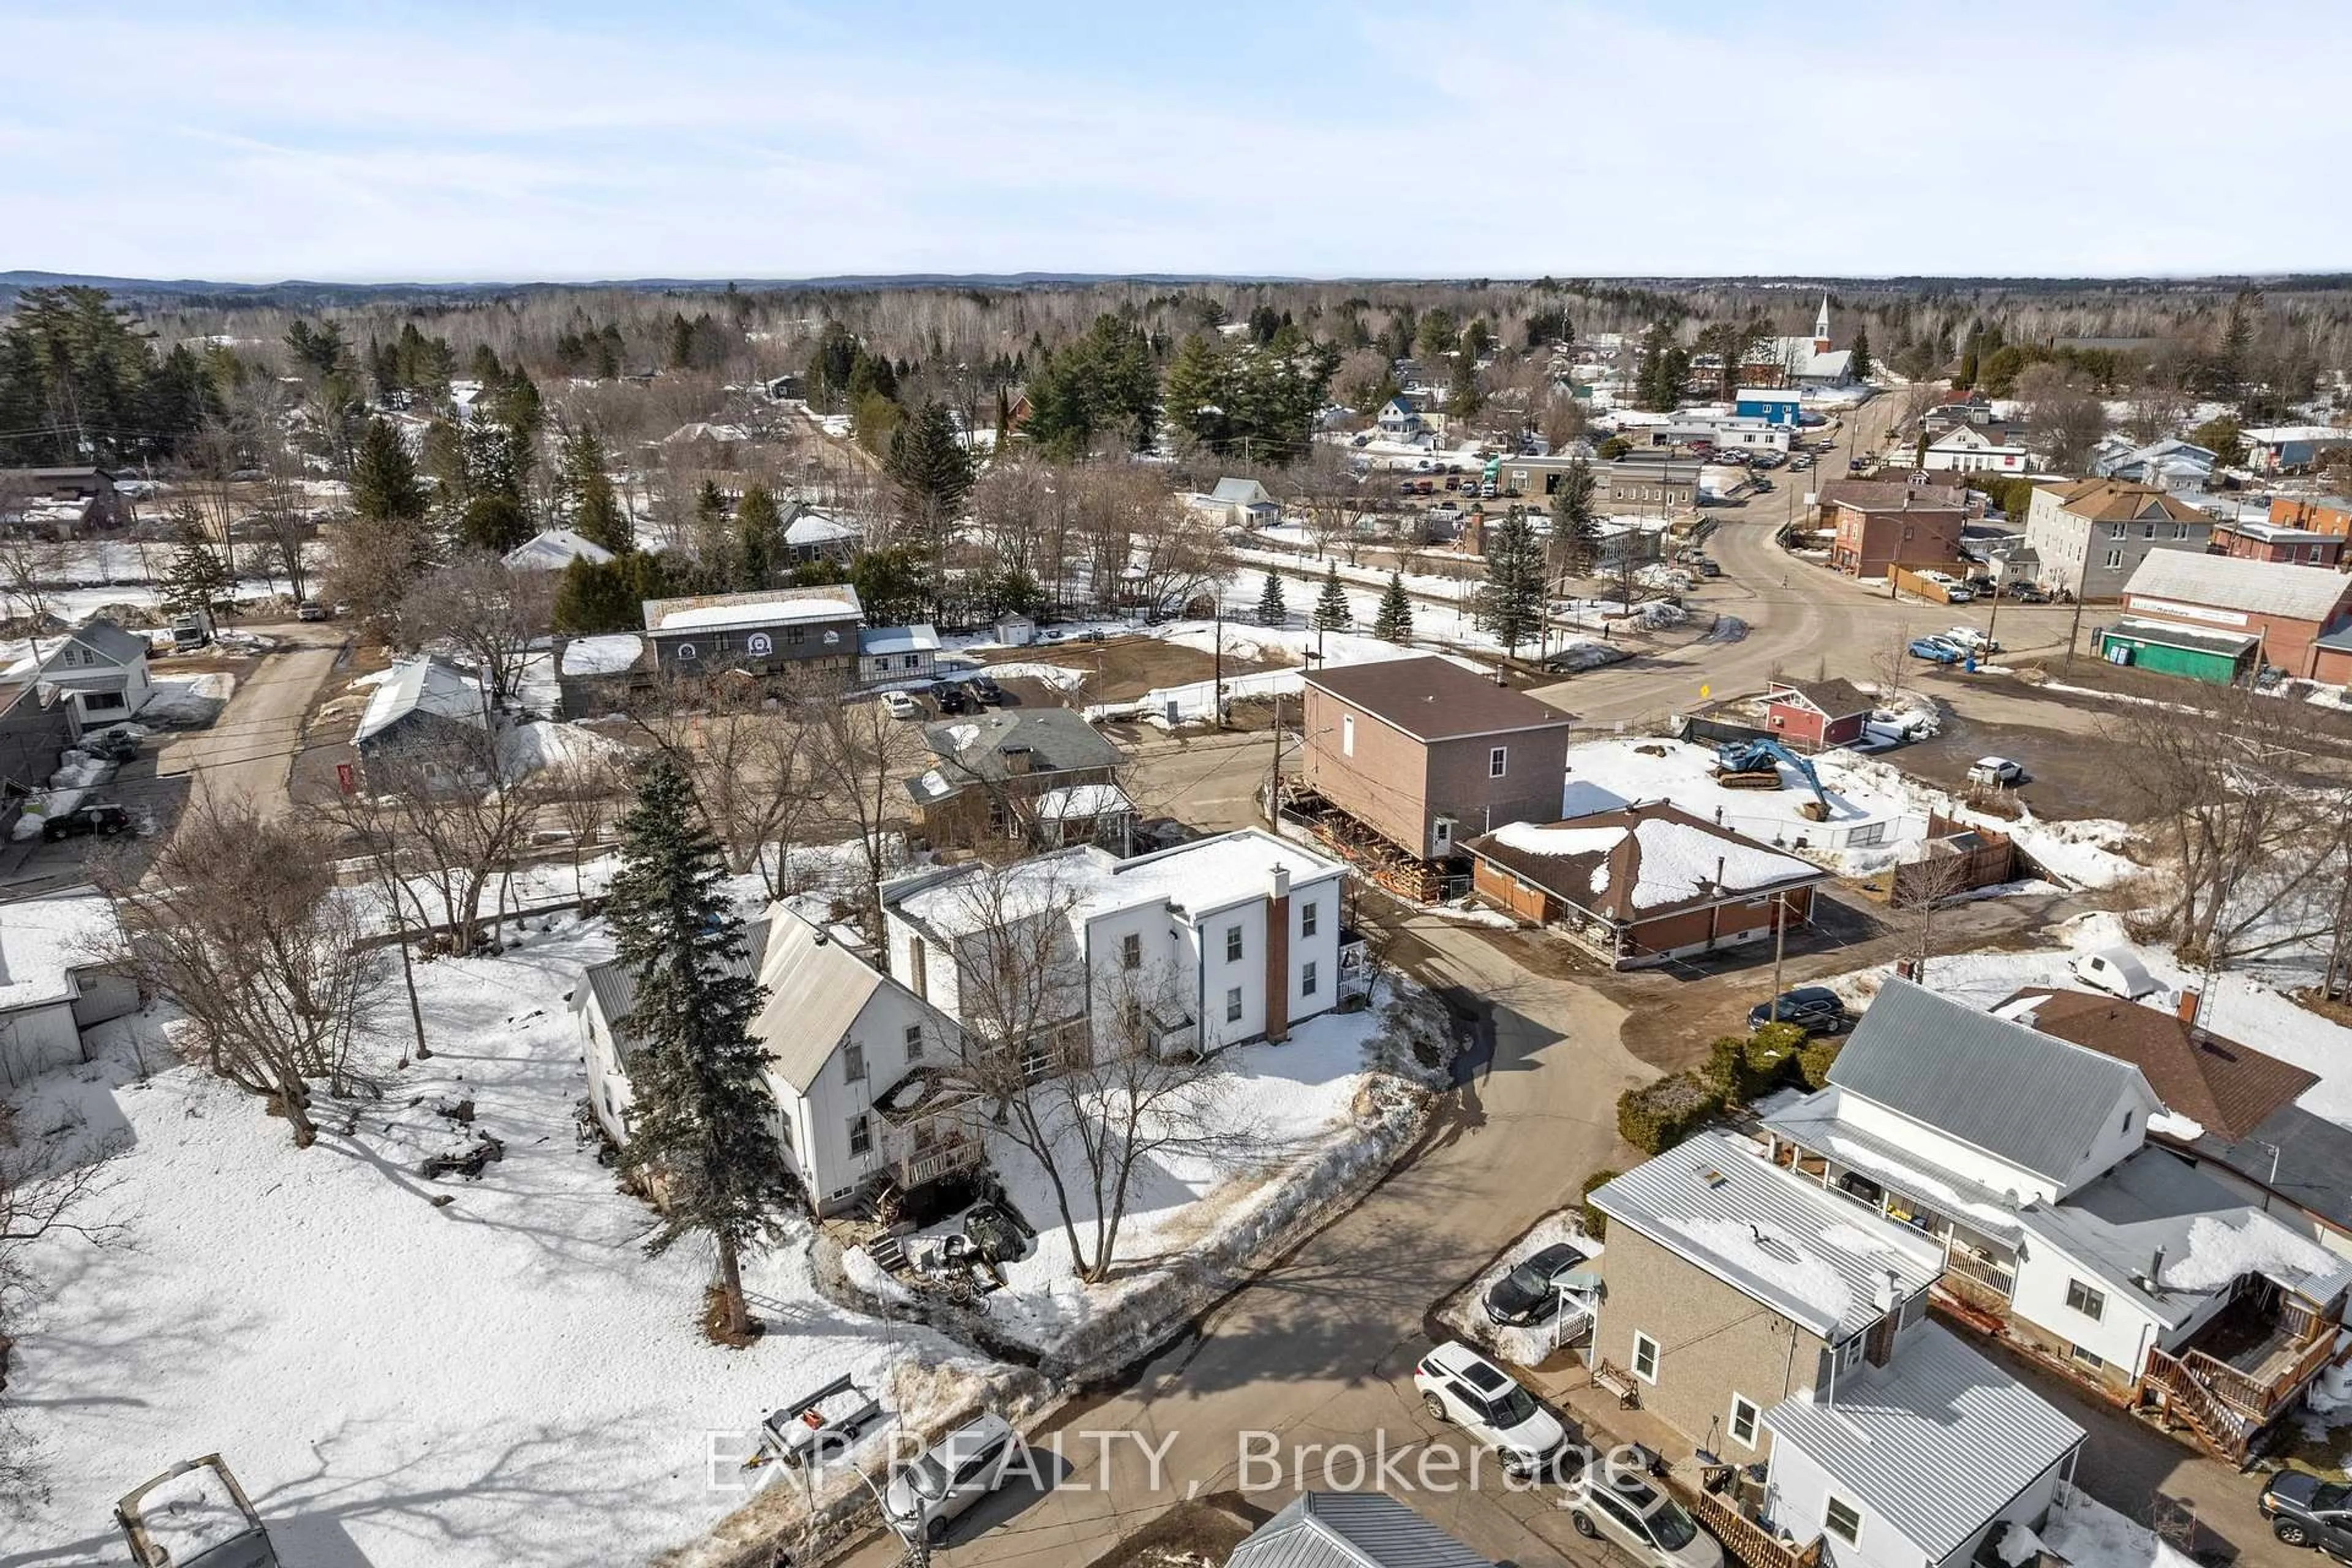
(1762, 677, 1872, 751)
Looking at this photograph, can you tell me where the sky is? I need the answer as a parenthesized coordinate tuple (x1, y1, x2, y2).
(4, 0, 2348, 283)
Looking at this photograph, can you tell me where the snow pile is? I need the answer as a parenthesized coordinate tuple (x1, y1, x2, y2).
(10, 790, 87, 840)
(2163, 1210, 2342, 1292)
(48, 750, 109, 790)
(497, 718, 627, 778)
(1544, 638, 1627, 673)
(1440, 1212, 1605, 1368)
(137, 671, 235, 726)
(1562, 737, 1918, 870)
(1994, 1523, 2047, 1566)
(1675, 1218, 1852, 1324)
(1629, 600, 1689, 630)
(558, 633, 644, 677)
(2146, 1110, 2206, 1141)
(6, 916, 998, 1568)
(2041, 1488, 2200, 1568)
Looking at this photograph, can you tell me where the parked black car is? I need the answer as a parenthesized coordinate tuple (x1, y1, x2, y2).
(2002, 582, 2049, 603)
(1747, 987, 1848, 1036)
(83, 729, 140, 763)
(2260, 1471, 2352, 1556)
(43, 802, 134, 842)
(930, 682, 971, 715)
(968, 675, 1008, 706)
(1482, 1240, 1590, 1326)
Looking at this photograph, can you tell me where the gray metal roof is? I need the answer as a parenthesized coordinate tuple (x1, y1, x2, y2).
(1762, 1093, 2027, 1243)
(2105, 617, 2260, 659)
(1230, 1492, 1493, 1568)
(2190, 1102, 2352, 1234)
(2124, 549, 2352, 623)
(1589, 1132, 1945, 1340)
(47, 618, 149, 669)
(751, 909, 892, 1092)
(1761, 1322, 2081, 1562)
(578, 918, 772, 1044)
(918, 707, 1123, 787)
(1827, 981, 2155, 1183)
(2013, 1146, 2352, 1330)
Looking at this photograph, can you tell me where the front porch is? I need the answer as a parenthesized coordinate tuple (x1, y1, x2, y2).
(1762, 1123, 2022, 1307)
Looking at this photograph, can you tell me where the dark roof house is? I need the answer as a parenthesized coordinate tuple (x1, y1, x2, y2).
(1302, 656, 1567, 742)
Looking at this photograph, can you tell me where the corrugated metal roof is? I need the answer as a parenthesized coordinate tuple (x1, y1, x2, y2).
(753, 911, 888, 1092)
(355, 657, 484, 745)
(1589, 1133, 1945, 1340)
(1762, 1323, 2081, 1562)
(1826, 981, 2154, 1183)
(1230, 1493, 1493, 1568)
(1762, 1094, 2027, 1242)
(2124, 550, 2352, 623)
(577, 918, 772, 1048)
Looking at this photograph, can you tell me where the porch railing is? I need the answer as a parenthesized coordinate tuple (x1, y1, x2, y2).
(1943, 1248, 2016, 1299)
(897, 1140, 984, 1188)
(1692, 1487, 1825, 1568)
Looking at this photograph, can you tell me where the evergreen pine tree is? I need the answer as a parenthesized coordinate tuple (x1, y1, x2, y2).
(160, 514, 236, 621)
(350, 417, 428, 524)
(1474, 506, 1546, 659)
(1551, 459, 1603, 579)
(1373, 571, 1414, 643)
(884, 401, 975, 559)
(1848, 323, 1874, 382)
(606, 756, 800, 1341)
(736, 484, 782, 590)
(1256, 569, 1287, 628)
(1161, 333, 1231, 451)
(1311, 564, 1353, 633)
(560, 426, 630, 554)
(1445, 352, 1483, 418)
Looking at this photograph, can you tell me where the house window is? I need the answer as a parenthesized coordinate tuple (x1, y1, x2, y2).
(2174, 522, 2191, 540)
(1825, 1498, 1862, 1547)
(846, 1114, 871, 1156)
(843, 1043, 866, 1083)
(2070, 1343, 2106, 1371)
(788, 625, 805, 646)
(1728, 1394, 1760, 1448)
(1489, 746, 1509, 778)
(2143, 522, 2157, 539)
(1631, 1332, 1660, 1383)
(2065, 1279, 2106, 1321)
(1341, 714, 1355, 756)
(2107, 522, 2128, 540)
(1225, 986, 1243, 1023)
(1121, 932, 1142, 971)
(904, 1023, 924, 1062)
(1226, 924, 1243, 963)
(1302, 961, 1319, 998)
(1300, 901, 1318, 938)
(2103, 548, 2125, 570)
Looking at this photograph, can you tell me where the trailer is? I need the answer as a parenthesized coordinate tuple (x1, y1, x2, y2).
(117, 1454, 280, 1568)
(752, 1374, 885, 1471)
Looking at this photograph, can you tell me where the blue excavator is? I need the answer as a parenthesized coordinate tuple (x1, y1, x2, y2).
(1713, 737, 1833, 821)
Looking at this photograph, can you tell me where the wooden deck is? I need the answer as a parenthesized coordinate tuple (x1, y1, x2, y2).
(1694, 1487, 1825, 1568)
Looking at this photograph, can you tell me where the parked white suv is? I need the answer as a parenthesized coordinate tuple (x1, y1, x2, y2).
(1412, 1340, 1568, 1477)
(1569, 1468, 1727, 1568)
(881, 1413, 1024, 1544)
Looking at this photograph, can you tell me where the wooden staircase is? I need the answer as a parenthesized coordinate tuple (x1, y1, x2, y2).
(2144, 1348, 2257, 1459)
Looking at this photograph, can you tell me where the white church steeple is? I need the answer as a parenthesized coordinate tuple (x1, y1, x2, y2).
(1812, 293, 1833, 353)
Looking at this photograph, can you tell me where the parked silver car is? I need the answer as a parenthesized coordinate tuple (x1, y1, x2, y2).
(881, 1412, 1023, 1544)
(1569, 1468, 1726, 1568)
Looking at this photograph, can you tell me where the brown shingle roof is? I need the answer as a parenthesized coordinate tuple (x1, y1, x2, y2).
(1464, 801, 1826, 924)
(1999, 987, 2318, 1142)
(1770, 677, 1872, 719)
(1303, 656, 1574, 742)
(2052, 479, 2207, 524)
(1817, 478, 1973, 512)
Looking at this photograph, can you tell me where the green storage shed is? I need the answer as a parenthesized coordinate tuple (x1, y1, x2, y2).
(2092, 616, 2259, 684)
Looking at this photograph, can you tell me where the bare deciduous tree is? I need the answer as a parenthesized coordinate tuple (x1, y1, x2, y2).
(624, 674, 824, 897)
(926, 865, 1249, 1283)
(400, 551, 553, 710)
(799, 679, 923, 925)
(355, 726, 546, 953)
(94, 803, 389, 1147)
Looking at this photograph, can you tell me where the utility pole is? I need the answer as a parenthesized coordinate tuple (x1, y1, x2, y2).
(1265, 689, 1283, 823)
(1768, 888, 1789, 1023)
(1213, 598, 1225, 727)
(2063, 580, 2087, 676)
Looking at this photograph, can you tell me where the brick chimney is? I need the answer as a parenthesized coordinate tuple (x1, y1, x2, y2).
(2176, 987, 2200, 1027)
(1264, 865, 1292, 1044)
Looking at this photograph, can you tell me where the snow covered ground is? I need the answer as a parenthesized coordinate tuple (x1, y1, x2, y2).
(6, 913, 998, 1568)
(1559, 737, 2140, 885)
(2040, 1485, 2199, 1568)
(851, 983, 1439, 1366)
(138, 671, 236, 727)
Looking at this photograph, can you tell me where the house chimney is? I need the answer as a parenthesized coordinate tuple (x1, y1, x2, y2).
(1264, 872, 1292, 1046)
(2175, 988, 2200, 1027)
(2150, 1245, 2168, 1289)
(1872, 1268, 1898, 1313)
(1002, 745, 1033, 777)
(1269, 864, 1291, 902)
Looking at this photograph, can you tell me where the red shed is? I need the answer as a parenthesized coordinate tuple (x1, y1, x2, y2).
(1763, 678, 1873, 751)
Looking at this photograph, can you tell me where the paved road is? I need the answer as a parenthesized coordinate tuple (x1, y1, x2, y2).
(153, 639, 342, 819)
(834, 912, 1647, 1568)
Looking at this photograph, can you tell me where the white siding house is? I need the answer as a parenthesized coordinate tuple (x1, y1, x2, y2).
(1922, 424, 2030, 475)
(879, 829, 1352, 1059)
(34, 620, 153, 724)
(0, 888, 142, 1088)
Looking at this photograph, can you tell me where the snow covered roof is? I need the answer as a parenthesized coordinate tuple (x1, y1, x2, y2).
(502, 528, 616, 572)
(857, 624, 940, 658)
(1466, 803, 1825, 922)
(558, 633, 646, 677)
(355, 657, 484, 745)
(0, 888, 121, 1014)
(1763, 1091, 2032, 1241)
(1590, 1132, 1946, 1340)
(1828, 981, 2158, 1183)
(783, 511, 858, 547)
(1762, 1324, 2082, 1562)
(752, 907, 908, 1093)
(2123, 550, 2352, 622)
(2016, 1146, 2352, 1327)
(1033, 783, 1133, 821)
(1210, 477, 1275, 507)
(884, 828, 1346, 943)
(642, 585, 865, 636)
(2244, 426, 2352, 444)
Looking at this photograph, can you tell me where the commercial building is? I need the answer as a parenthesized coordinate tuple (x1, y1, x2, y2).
(2022, 479, 2212, 600)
